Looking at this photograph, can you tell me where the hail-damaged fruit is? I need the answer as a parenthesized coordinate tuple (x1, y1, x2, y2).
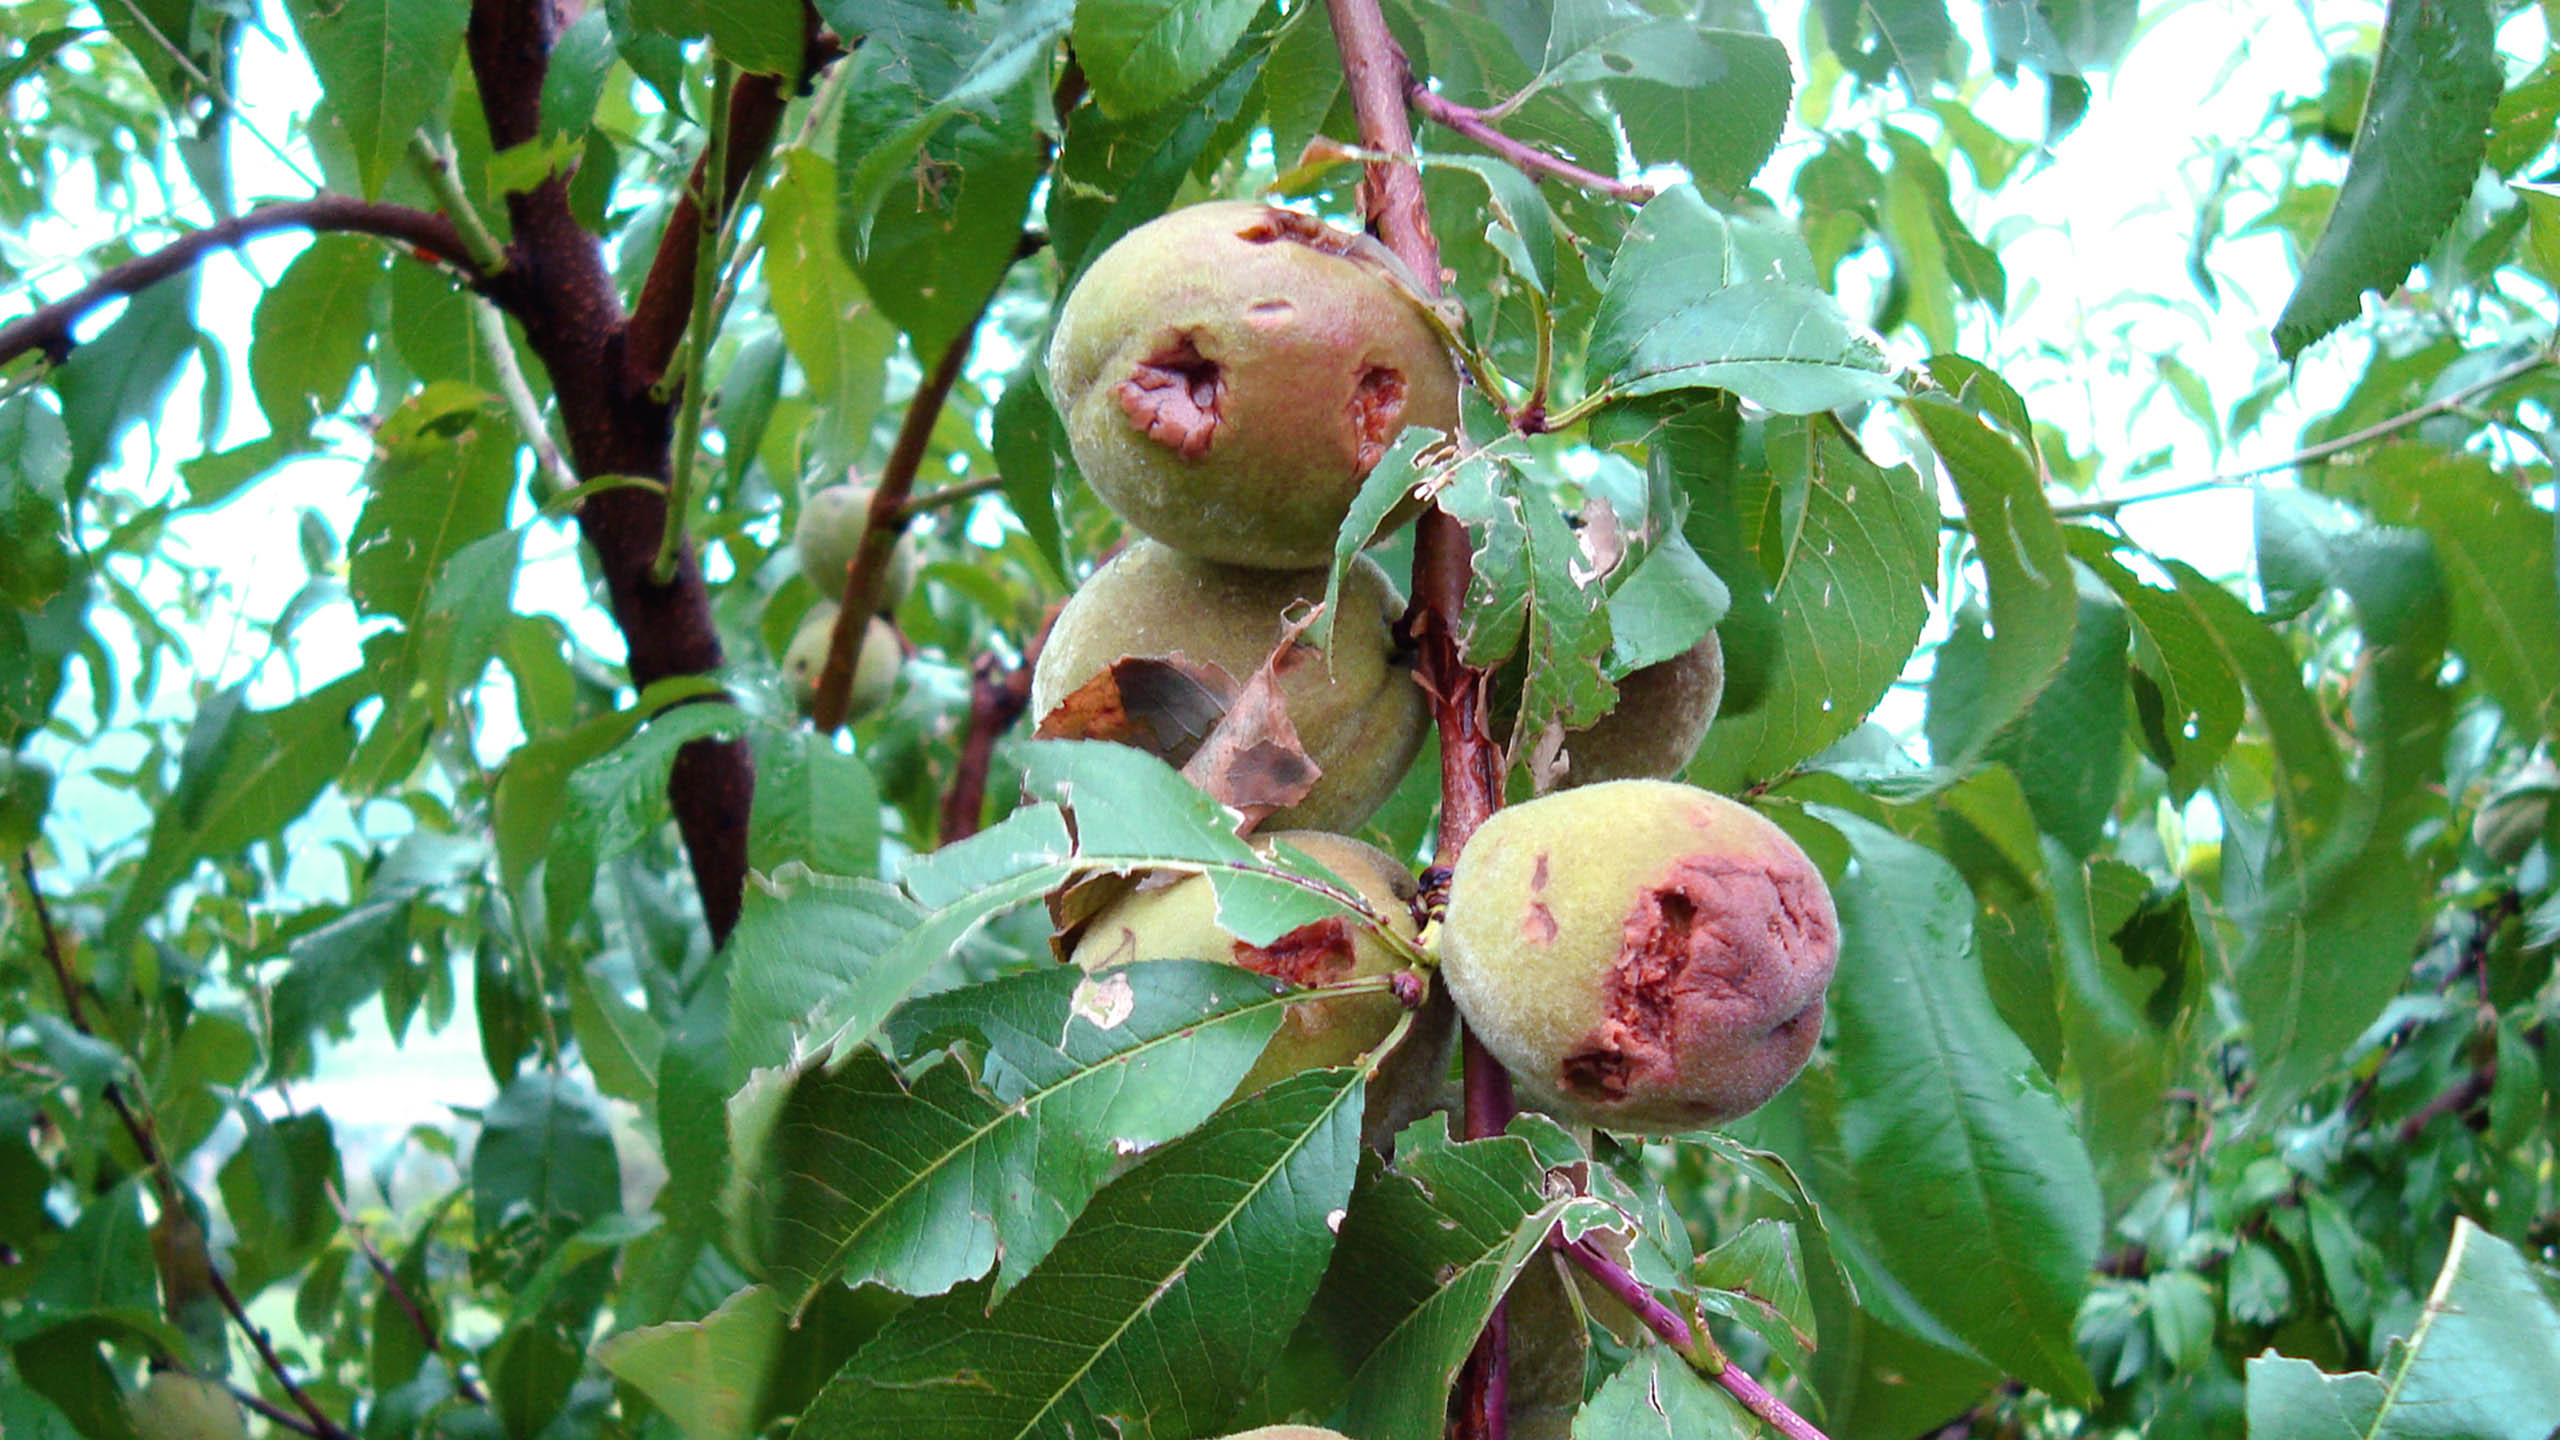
(1073, 831, 1419, 1103)
(1440, 779, 1839, 1134)
(782, 603, 901, 719)
(1046, 201, 1459, 569)
(1030, 540, 1427, 831)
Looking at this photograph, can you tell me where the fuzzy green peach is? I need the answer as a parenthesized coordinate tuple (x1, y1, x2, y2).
(1500, 631, 1726, 786)
(794, 482, 919, 600)
(1440, 780, 1838, 1134)
(782, 604, 900, 718)
(1030, 540, 1426, 832)
(1072, 831, 1418, 1100)
(1046, 201, 1457, 569)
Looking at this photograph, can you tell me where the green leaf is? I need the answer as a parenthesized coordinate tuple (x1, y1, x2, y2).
(2270, 0, 2501, 359)
(792, 1067, 1363, 1440)
(1817, 0, 1964, 90)
(114, 673, 367, 942)
(216, 1110, 341, 1296)
(748, 726, 883, 879)
(249, 236, 384, 439)
(348, 383, 517, 629)
(2245, 1219, 2560, 1438)
(1571, 1345, 1755, 1438)
(595, 1285, 785, 1440)
(1438, 449, 1620, 735)
(2047, 848, 2173, 1209)
(2346, 445, 2560, 737)
(1287, 1119, 1555, 1440)
(1689, 418, 1937, 791)
(1909, 395, 2078, 767)
(472, 1072, 622, 1252)
(2072, 534, 2243, 801)
(1935, 566, 2128, 855)
(1073, 0, 1262, 119)
(283, 0, 469, 199)
(1555, 24, 1792, 198)
(762, 150, 891, 465)
(842, 70, 1045, 359)
(1815, 808, 2102, 1402)
(724, 866, 930, 1079)
(54, 272, 199, 502)
(1589, 186, 1894, 414)
(768, 961, 1288, 1308)
(989, 357, 1070, 578)
(0, 393, 73, 610)
(1046, 45, 1263, 280)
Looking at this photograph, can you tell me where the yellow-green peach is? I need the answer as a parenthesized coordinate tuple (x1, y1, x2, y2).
(1440, 780, 1838, 1134)
(1046, 201, 1457, 569)
(782, 604, 900, 718)
(1030, 540, 1426, 831)
(127, 1374, 246, 1440)
(1072, 831, 1417, 1101)
(794, 482, 919, 600)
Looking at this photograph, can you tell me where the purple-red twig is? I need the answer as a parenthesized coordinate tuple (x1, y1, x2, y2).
(1407, 87, 1658, 203)
(1556, 1235, 1833, 1440)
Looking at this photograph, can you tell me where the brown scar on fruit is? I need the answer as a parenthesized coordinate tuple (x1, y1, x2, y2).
(1524, 900, 1558, 945)
(1237, 209, 1358, 255)
(1235, 917, 1361, 986)
(1120, 334, 1223, 459)
(1349, 366, 1407, 475)
(1557, 855, 1837, 1102)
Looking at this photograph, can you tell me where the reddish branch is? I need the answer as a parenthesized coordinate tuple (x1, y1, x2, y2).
(1557, 1235, 1833, 1440)
(1407, 88, 1657, 203)
(938, 648, 1038, 844)
(0, 198, 474, 368)
(1323, 2, 1517, 1435)
(810, 314, 980, 733)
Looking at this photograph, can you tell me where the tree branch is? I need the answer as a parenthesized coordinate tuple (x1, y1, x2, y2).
(1407, 86, 1656, 203)
(623, 8, 838, 391)
(0, 198, 475, 368)
(1324, 6, 1514, 1436)
(938, 645, 1039, 845)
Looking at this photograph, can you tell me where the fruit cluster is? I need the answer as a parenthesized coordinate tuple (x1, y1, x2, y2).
(778, 480, 916, 720)
(1036, 200, 1841, 1151)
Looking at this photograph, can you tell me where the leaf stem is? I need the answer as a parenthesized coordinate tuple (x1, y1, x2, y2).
(407, 130, 509, 275)
(654, 62, 736, 586)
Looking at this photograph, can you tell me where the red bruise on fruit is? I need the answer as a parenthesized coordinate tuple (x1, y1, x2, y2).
(1558, 856, 1835, 1106)
(1234, 916, 1360, 987)
(1120, 335, 1224, 460)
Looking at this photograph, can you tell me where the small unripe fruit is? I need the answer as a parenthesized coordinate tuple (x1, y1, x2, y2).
(1440, 780, 1838, 1134)
(1031, 540, 1427, 831)
(1073, 832, 1417, 1101)
(795, 483, 919, 600)
(1500, 631, 1726, 786)
(782, 603, 900, 718)
(127, 1373, 246, 1440)
(2475, 756, 2556, 867)
(1046, 201, 1459, 569)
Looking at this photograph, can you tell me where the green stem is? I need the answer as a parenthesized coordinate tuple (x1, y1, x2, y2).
(653, 63, 736, 587)
(408, 131, 509, 275)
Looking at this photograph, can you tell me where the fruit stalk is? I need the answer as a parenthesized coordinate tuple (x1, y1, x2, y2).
(1323, 2, 1514, 1435)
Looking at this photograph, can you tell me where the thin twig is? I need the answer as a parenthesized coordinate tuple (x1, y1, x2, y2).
(1951, 350, 2560, 530)
(471, 298, 577, 499)
(15, 855, 355, 1440)
(938, 647, 1038, 845)
(407, 131, 509, 274)
(227, 1382, 327, 1438)
(1556, 1235, 1833, 1440)
(1408, 86, 1656, 203)
(323, 1185, 487, 1403)
(901, 475, 1008, 519)
(809, 316, 981, 733)
(0, 197, 475, 367)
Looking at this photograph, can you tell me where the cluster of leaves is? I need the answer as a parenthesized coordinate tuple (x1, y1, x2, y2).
(3, 0, 2559, 1437)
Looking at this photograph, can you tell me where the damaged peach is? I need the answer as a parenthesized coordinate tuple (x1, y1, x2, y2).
(1046, 201, 1458, 569)
(1439, 780, 1840, 1134)
(1069, 831, 1422, 1108)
